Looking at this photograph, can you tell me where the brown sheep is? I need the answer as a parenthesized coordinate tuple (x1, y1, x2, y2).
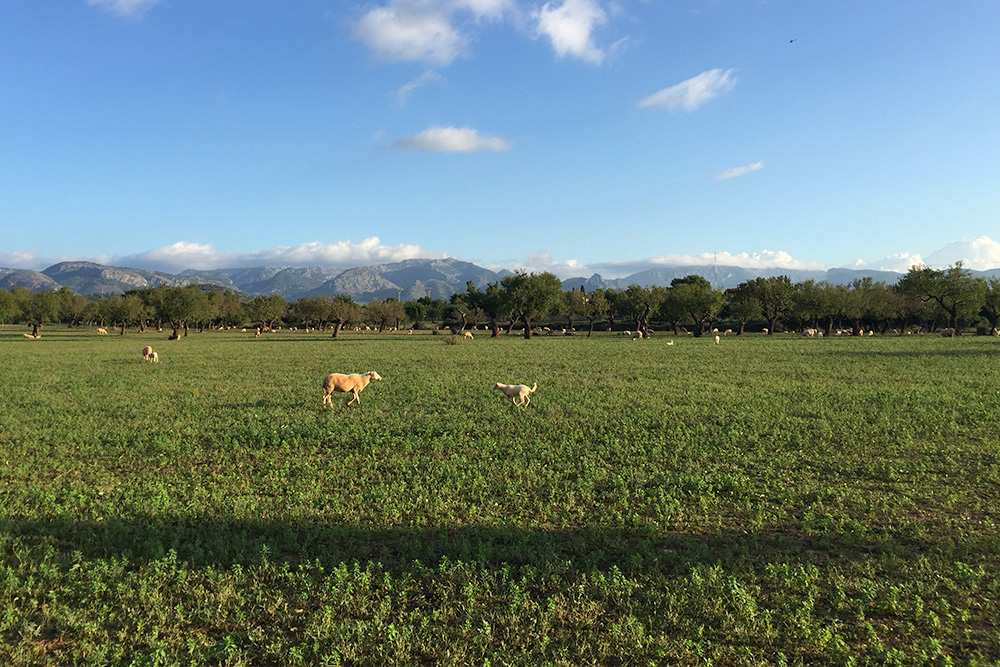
(322, 371, 382, 408)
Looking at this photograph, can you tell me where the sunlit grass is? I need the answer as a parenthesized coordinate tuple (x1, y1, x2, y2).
(2, 329, 999, 664)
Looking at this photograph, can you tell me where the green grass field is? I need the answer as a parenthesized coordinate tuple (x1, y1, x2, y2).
(1, 328, 999, 665)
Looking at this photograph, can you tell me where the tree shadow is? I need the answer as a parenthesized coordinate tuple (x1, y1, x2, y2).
(1, 515, 949, 574)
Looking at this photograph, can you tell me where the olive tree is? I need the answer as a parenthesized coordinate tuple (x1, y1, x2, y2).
(500, 271, 563, 339)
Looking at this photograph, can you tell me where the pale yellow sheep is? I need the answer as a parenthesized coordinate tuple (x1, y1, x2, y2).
(463, 331, 474, 339)
(97, 328, 108, 335)
(322, 371, 382, 407)
(141, 345, 154, 361)
(493, 382, 537, 407)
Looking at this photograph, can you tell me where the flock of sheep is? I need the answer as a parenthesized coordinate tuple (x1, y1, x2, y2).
(319, 371, 537, 409)
(135, 345, 535, 410)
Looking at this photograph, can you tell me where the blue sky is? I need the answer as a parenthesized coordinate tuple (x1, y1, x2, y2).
(2, 0, 999, 278)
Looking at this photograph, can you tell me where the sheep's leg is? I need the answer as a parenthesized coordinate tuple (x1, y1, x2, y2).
(346, 391, 360, 407)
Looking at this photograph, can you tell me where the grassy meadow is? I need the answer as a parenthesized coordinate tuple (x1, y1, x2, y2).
(1, 327, 999, 665)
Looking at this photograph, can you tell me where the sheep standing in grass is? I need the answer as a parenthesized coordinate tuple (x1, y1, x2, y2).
(463, 331, 474, 339)
(142, 346, 154, 361)
(148, 351, 159, 363)
(97, 328, 108, 335)
(493, 382, 537, 407)
(322, 371, 382, 408)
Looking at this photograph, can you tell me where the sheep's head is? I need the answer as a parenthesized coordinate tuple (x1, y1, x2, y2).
(367, 371, 383, 381)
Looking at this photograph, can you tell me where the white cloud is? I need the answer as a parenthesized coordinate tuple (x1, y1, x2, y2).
(396, 70, 445, 104)
(0, 249, 45, 270)
(86, 0, 158, 18)
(849, 253, 924, 273)
(353, 0, 515, 65)
(457, 0, 514, 20)
(637, 68, 737, 111)
(116, 238, 443, 273)
(924, 236, 1000, 271)
(716, 160, 764, 181)
(534, 0, 607, 64)
(486, 250, 585, 279)
(354, 4, 467, 65)
(391, 126, 512, 152)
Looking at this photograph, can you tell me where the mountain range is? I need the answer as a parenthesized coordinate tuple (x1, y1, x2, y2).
(2, 259, 999, 302)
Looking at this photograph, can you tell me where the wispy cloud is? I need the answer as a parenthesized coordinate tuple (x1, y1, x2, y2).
(86, 0, 159, 18)
(534, 0, 607, 64)
(396, 70, 445, 104)
(715, 160, 764, 181)
(391, 126, 512, 152)
(637, 68, 737, 111)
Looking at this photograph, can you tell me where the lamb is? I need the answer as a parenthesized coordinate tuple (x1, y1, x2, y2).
(141, 345, 154, 361)
(148, 351, 159, 363)
(493, 382, 537, 407)
(322, 371, 382, 408)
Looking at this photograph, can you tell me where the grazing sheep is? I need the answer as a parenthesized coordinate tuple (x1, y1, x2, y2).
(631, 331, 644, 341)
(493, 382, 537, 407)
(141, 346, 153, 361)
(148, 351, 158, 363)
(463, 331, 474, 339)
(97, 328, 108, 335)
(714, 335, 721, 344)
(322, 371, 382, 408)
(667, 340, 675, 346)
(23, 332, 40, 339)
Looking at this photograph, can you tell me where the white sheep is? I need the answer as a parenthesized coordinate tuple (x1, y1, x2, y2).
(714, 335, 721, 344)
(97, 328, 108, 335)
(493, 382, 537, 407)
(322, 371, 382, 408)
(463, 331, 474, 339)
(148, 351, 159, 363)
(141, 345, 154, 361)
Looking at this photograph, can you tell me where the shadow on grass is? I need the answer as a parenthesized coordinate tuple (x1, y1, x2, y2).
(2, 515, 947, 573)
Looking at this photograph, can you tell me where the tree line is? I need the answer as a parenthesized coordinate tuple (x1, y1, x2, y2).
(2, 263, 999, 338)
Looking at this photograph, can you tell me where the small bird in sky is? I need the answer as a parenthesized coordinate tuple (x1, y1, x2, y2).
(789, 39, 798, 43)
